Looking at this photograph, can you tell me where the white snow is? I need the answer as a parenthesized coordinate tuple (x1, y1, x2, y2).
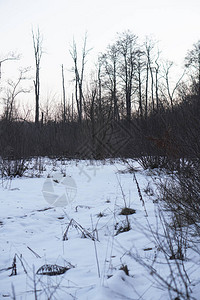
(0, 159, 199, 299)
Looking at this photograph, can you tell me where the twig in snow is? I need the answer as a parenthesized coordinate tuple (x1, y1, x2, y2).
(134, 174, 148, 217)
(27, 246, 41, 258)
(91, 214, 101, 278)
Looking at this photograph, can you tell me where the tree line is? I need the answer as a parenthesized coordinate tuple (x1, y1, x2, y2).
(0, 29, 200, 162)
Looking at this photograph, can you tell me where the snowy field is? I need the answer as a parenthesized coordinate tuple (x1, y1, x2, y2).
(0, 158, 199, 300)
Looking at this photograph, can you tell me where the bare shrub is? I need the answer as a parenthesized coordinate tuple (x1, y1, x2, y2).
(135, 155, 170, 170)
(130, 173, 199, 299)
(0, 158, 29, 178)
(158, 162, 200, 236)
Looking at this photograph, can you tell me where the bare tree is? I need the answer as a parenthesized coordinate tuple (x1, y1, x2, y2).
(144, 44, 150, 119)
(100, 44, 120, 120)
(61, 64, 66, 122)
(155, 50, 161, 110)
(185, 40, 200, 96)
(162, 61, 185, 109)
(116, 31, 138, 121)
(96, 59, 102, 116)
(32, 28, 43, 124)
(70, 34, 90, 123)
(3, 68, 30, 121)
(143, 38, 162, 116)
(134, 50, 143, 117)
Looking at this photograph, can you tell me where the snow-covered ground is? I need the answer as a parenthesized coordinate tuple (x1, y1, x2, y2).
(0, 159, 199, 299)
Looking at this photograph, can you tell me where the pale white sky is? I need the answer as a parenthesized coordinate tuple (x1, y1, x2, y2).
(0, 0, 200, 107)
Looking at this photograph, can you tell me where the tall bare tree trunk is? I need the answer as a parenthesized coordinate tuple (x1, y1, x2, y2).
(116, 31, 137, 122)
(138, 68, 143, 117)
(70, 34, 89, 123)
(61, 64, 66, 122)
(32, 28, 43, 124)
(145, 62, 149, 119)
(155, 58, 160, 110)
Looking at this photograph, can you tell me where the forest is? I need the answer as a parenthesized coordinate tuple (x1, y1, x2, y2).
(0, 30, 199, 163)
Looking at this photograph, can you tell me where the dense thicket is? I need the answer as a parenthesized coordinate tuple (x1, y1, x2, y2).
(0, 92, 199, 163)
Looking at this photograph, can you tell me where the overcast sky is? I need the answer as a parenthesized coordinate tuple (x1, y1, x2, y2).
(1, 0, 200, 104)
